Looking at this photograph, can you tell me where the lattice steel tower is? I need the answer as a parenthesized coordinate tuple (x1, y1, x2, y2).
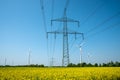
(47, 8, 84, 66)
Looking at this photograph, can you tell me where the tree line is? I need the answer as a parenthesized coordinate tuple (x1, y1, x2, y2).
(0, 61, 120, 67)
(0, 64, 44, 67)
(67, 61, 120, 67)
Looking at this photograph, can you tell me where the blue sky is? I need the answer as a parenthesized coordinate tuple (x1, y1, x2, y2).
(0, 0, 120, 66)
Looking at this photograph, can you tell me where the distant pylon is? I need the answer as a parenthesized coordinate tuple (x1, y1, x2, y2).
(79, 46, 82, 64)
(5, 58, 7, 66)
(28, 48, 31, 65)
(88, 53, 91, 63)
(12, 60, 14, 66)
(50, 57, 54, 67)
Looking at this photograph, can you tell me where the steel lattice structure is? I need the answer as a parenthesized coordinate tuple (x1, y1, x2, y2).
(47, 9, 84, 66)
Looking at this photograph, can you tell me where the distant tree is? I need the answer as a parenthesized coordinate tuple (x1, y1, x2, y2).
(67, 63, 76, 67)
(39, 64, 44, 67)
(102, 63, 107, 67)
(81, 62, 87, 67)
(77, 63, 80, 67)
(118, 62, 120, 67)
(67, 63, 72, 67)
(87, 63, 92, 67)
(115, 61, 120, 67)
(108, 61, 113, 67)
(5, 65, 10, 67)
(94, 63, 98, 67)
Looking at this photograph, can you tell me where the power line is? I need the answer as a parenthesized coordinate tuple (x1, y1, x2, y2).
(81, 3, 104, 26)
(69, 35, 76, 49)
(64, 0, 70, 11)
(70, 25, 116, 56)
(86, 22, 120, 39)
(52, 38, 56, 58)
(51, 0, 54, 19)
(47, 39, 50, 66)
(40, 0, 49, 66)
(61, 0, 70, 17)
(71, 13, 120, 58)
(69, 33, 84, 52)
(50, 0, 55, 66)
(69, 38, 85, 54)
(50, 0, 55, 54)
(40, 0, 47, 33)
(86, 12, 120, 34)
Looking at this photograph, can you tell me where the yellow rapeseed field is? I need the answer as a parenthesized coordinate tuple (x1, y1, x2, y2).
(0, 67, 120, 80)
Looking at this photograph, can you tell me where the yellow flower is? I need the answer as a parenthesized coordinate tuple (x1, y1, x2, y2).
(0, 67, 120, 80)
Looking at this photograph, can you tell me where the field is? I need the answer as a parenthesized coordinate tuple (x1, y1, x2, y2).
(0, 67, 120, 80)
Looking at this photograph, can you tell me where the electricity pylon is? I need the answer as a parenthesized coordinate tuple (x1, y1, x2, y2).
(28, 48, 31, 65)
(5, 58, 7, 66)
(47, 8, 84, 66)
(50, 57, 54, 67)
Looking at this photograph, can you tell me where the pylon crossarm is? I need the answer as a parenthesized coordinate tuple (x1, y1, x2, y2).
(51, 18, 64, 22)
(51, 18, 64, 26)
(68, 32, 83, 34)
(66, 17, 80, 27)
(47, 31, 64, 39)
(51, 17, 79, 27)
(67, 32, 84, 40)
(47, 31, 63, 34)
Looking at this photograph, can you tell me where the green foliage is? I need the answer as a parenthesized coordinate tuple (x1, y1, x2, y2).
(67, 61, 120, 67)
(0, 64, 44, 67)
(0, 61, 120, 67)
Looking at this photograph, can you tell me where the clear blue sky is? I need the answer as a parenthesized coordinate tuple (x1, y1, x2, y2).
(0, 0, 120, 66)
